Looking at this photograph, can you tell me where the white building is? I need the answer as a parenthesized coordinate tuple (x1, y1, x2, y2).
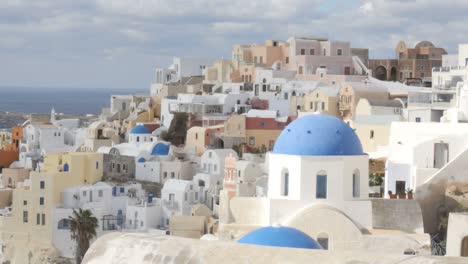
(161, 93, 250, 128)
(385, 122, 468, 197)
(200, 149, 238, 179)
(53, 182, 146, 258)
(161, 179, 199, 228)
(153, 57, 214, 85)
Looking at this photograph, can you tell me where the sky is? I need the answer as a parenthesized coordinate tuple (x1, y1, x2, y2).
(1, 0, 467, 89)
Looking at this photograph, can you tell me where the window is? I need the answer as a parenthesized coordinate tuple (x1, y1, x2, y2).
(195, 133, 198, 140)
(281, 169, 289, 196)
(316, 171, 327, 199)
(337, 49, 342, 56)
(249, 137, 255, 145)
(298, 66, 303, 74)
(96, 161, 99, 170)
(36, 213, 40, 225)
(39, 197, 44, 205)
(58, 219, 72, 229)
(171, 172, 175, 178)
(23, 200, 27, 206)
(420, 72, 424, 78)
(141, 221, 144, 227)
(260, 122, 265, 127)
(40, 181, 45, 189)
(136, 136, 140, 142)
(323, 49, 327, 56)
(317, 233, 329, 250)
(310, 49, 315, 55)
(415, 117, 421, 123)
(370, 130, 374, 139)
(310, 102, 314, 110)
(23, 211, 28, 223)
(285, 57, 289, 64)
(98, 190, 103, 197)
(164, 172, 168, 178)
(83, 191, 87, 196)
(300, 49, 305, 55)
(353, 169, 360, 198)
(321, 102, 325, 110)
(259, 56, 263, 64)
(214, 164, 217, 172)
(209, 151, 212, 158)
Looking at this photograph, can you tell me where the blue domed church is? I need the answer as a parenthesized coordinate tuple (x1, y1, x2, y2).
(220, 114, 374, 251)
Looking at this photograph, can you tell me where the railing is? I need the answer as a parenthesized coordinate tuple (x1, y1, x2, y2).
(432, 66, 466, 72)
(163, 200, 179, 210)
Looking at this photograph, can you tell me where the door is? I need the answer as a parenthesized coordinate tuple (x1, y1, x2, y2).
(462, 236, 468, 257)
(396, 181, 406, 195)
(344, 67, 351, 75)
(434, 143, 449, 169)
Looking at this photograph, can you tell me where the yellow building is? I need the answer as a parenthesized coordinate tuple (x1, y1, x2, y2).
(204, 59, 233, 83)
(302, 86, 340, 117)
(0, 152, 103, 263)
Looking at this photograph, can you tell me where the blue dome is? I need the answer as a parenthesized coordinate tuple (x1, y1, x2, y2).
(273, 114, 363, 156)
(237, 226, 322, 250)
(130, 125, 150, 134)
(151, 143, 170, 156)
(137, 157, 146, 163)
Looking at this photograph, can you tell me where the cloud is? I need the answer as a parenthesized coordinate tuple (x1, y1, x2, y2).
(0, 0, 467, 89)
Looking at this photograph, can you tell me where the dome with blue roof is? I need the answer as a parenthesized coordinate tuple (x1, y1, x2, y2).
(130, 125, 150, 134)
(237, 226, 322, 249)
(273, 114, 363, 156)
(151, 143, 170, 156)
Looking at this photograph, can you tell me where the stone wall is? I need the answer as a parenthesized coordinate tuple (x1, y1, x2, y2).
(371, 199, 425, 233)
(82, 233, 464, 264)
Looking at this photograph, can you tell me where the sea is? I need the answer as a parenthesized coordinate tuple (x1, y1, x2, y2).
(0, 86, 149, 115)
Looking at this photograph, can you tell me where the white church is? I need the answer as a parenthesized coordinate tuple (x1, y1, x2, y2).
(220, 114, 429, 253)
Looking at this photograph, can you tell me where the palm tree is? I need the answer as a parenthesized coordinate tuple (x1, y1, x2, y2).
(69, 209, 99, 264)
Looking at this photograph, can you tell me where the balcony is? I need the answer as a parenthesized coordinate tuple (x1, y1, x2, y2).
(163, 200, 179, 210)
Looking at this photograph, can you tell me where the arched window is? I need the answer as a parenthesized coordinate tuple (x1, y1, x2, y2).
(136, 136, 140, 142)
(353, 169, 360, 198)
(58, 219, 72, 229)
(316, 170, 327, 199)
(317, 233, 329, 250)
(63, 163, 69, 172)
(281, 168, 289, 196)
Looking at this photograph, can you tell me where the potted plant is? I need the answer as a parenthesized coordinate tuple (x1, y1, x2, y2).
(406, 188, 414, 199)
(397, 192, 406, 199)
(388, 190, 397, 199)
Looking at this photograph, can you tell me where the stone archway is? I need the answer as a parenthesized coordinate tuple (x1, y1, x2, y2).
(374, 65, 387, 80)
(214, 138, 224, 149)
(390, 67, 397, 81)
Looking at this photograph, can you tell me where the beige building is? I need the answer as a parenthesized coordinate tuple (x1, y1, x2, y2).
(169, 215, 207, 239)
(186, 125, 224, 156)
(352, 98, 404, 153)
(204, 59, 233, 83)
(301, 86, 340, 117)
(369, 40, 447, 86)
(339, 81, 390, 120)
(1, 167, 30, 188)
(0, 152, 103, 263)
